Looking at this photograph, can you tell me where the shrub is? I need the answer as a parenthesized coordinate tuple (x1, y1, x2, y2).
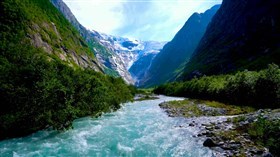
(154, 64, 280, 109)
(248, 117, 280, 156)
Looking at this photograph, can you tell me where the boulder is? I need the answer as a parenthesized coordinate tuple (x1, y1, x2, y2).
(203, 138, 217, 147)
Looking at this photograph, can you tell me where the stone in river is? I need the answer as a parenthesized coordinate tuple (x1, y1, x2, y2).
(203, 138, 217, 147)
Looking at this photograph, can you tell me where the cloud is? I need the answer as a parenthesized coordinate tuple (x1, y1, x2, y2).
(63, 0, 123, 33)
(63, 0, 222, 41)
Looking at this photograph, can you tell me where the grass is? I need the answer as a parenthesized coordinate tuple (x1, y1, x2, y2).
(163, 99, 203, 117)
(163, 99, 256, 117)
(247, 117, 280, 155)
(217, 117, 280, 156)
(194, 100, 256, 115)
(134, 88, 159, 101)
(214, 129, 259, 157)
(137, 88, 154, 95)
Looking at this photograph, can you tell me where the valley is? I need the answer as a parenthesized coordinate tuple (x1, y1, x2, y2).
(0, 0, 279, 156)
(51, 0, 167, 85)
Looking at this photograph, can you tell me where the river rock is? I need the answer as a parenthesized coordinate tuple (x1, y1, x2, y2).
(205, 126, 214, 131)
(262, 152, 273, 157)
(214, 125, 220, 129)
(217, 141, 224, 146)
(197, 133, 203, 137)
(229, 140, 236, 144)
(203, 138, 217, 147)
(189, 123, 195, 127)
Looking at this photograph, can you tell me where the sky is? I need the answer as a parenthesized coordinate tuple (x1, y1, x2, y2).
(63, 0, 222, 41)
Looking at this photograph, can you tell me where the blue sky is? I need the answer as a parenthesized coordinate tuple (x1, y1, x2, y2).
(63, 0, 222, 41)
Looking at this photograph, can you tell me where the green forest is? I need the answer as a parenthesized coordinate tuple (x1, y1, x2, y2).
(154, 64, 280, 109)
(0, 0, 135, 139)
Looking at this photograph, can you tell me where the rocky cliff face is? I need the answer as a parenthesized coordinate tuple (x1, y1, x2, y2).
(27, 21, 102, 72)
(51, 0, 166, 84)
(12, 0, 103, 72)
(88, 32, 136, 84)
(182, 0, 280, 79)
(50, 0, 132, 82)
(139, 5, 220, 87)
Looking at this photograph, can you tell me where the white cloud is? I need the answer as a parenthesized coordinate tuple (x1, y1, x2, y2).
(63, 0, 222, 41)
(63, 0, 123, 33)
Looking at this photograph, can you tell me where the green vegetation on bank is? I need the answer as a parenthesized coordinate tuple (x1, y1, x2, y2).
(0, 47, 134, 139)
(154, 64, 280, 109)
(223, 116, 280, 156)
(0, 0, 134, 139)
(136, 88, 154, 95)
(196, 100, 255, 115)
(247, 117, 280, 156)
(160, 99, 255, 117)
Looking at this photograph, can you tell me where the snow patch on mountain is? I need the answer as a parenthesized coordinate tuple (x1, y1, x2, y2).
(93, 32, 167, 84)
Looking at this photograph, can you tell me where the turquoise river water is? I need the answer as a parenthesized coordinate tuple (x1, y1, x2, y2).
(0, 96, 214, 157)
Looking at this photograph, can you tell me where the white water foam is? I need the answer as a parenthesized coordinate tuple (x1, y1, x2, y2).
(0, 95, 214, 157)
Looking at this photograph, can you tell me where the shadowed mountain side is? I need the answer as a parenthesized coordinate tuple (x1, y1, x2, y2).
(182, 0, 280, 79)
(139, 5, 220, 87)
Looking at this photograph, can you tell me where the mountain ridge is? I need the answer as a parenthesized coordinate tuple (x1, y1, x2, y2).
(182, 0, 280, 79)
(138, 5, 220, 87)
(51, 0, 166, 84)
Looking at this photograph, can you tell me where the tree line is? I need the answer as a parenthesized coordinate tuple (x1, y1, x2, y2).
(154, 64, 280, 109)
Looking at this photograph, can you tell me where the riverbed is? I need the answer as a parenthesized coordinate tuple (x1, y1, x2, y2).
(0, 95, 214, 157)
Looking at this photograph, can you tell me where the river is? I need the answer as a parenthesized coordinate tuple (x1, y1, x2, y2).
(0, 95, 214, 157)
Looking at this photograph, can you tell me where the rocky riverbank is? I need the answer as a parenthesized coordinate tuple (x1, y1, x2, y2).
(159, 99, 280, 157)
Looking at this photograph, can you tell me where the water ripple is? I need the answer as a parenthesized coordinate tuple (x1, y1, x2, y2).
(0, 95, 214, 157)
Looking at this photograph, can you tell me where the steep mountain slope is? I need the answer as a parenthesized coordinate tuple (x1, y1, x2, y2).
(89, 32, 136, 84)
(182, 0, 280, 79)
(51, 0, 166, 84)
(1, 0, 134, 139)
(51, 0, 131, 82)
(1, 0, 102, 71)
(139, 5, 220, 87)
(129, 53, 155, 86)
(50, 0, 117, 75)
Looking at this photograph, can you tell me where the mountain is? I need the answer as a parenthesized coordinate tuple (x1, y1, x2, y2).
(182, 0, 280, 79)
(92, 33, 166, 84)
(50, 0, 117, 74)
(1, 0, 134, 139)
(1, 0, 102, 71)
(51, 0, 131, 82)
(51, 0, 166, 84)
(88, 32, 137, 84)
(139, 5, 220, 87)
(129, 41, 167, 86)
